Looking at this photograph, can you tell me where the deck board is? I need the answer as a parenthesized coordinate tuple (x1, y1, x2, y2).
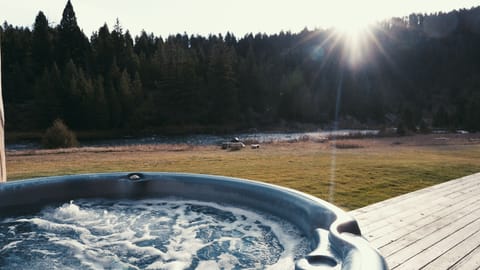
(350, 172, 480, 270)
(369, 195, 480, 249)
(449, 245, 480, 270)
(423, 229, 480, 270)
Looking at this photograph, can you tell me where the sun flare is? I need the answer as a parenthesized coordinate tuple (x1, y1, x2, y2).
(331, 16, 376, 67)
(318, 3, 382, 68)
(334, 18, 371, 38)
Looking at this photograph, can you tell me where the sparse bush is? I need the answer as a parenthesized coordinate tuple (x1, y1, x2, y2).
(42, 119, 79, 149)
(333, 143, 364, 149)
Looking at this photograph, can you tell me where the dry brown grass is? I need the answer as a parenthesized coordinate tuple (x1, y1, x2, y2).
(5, 133, 480, 210)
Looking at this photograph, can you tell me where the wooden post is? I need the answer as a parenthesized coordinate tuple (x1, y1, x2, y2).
(0, 34, 6, 182)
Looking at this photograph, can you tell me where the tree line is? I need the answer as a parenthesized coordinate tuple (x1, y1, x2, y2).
(1, 1, 480, 134)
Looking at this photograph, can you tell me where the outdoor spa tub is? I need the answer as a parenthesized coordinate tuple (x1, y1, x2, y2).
(0, 173, 387, 269)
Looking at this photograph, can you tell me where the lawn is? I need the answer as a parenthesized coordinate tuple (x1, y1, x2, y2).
(5, 135, 480, 210)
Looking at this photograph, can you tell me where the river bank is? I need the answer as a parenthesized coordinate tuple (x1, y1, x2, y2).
(6, 129, 379, 150)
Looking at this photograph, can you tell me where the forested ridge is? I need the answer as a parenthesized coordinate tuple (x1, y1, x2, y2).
(1, 1, 480, 134)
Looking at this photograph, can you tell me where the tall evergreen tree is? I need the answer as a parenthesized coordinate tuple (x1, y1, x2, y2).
(32, 11, 52, 73)
(34, 66, 64, 127)
(57, 0, 90, 69)
(105, 61, 123, 128)
(91, 24, 114, 74)
(92, 76, 109, 128)
(206, 43, 239, 124)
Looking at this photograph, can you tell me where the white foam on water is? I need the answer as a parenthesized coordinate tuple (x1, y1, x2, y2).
(196, 260, 221, 270)
(0, 240, 21, 253)
(31, 249, 61, 256)
(0, 198, 310, 269)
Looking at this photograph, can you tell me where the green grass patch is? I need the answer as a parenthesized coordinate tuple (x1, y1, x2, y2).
(5, 143, 480, 210)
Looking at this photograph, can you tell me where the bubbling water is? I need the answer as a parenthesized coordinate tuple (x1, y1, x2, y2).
(0, 199, 310, 269)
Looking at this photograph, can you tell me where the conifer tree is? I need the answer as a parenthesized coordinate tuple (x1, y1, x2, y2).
(91, 24, 114, 74)
(93, 76, 109, 128)
(57, 0, 90, 69)
(32, 11, 52, 72)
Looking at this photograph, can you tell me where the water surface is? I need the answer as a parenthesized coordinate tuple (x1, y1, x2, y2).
(0, 199, 310, 270)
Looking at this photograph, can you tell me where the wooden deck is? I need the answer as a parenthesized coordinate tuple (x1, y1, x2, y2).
(349, 172, 480, 270)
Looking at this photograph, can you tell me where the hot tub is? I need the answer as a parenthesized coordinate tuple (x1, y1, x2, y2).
(0, 172, 387, 269)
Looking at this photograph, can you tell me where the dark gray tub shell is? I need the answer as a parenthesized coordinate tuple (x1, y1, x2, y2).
(0, 172, 388, 270)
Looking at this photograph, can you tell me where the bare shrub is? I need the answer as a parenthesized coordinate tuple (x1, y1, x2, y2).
(333, 143, 364, 149)
(42, 119, 79, 149)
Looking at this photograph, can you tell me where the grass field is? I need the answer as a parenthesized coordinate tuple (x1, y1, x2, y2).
(5, 134, 480, 210)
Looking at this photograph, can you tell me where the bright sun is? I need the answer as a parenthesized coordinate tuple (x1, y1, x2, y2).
(326, 4, 379, 67)
(332, 15, 376, 67)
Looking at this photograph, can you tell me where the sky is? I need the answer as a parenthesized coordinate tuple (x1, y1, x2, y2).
(1, 0, 480, 38)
